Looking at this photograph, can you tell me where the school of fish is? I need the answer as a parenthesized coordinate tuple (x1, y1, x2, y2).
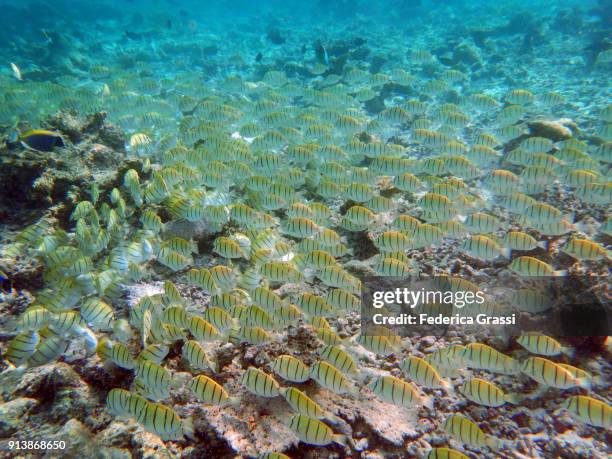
(1, 31, 611, 459)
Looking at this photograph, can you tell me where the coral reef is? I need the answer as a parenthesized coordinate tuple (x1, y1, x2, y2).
(0, 111, 124, 226)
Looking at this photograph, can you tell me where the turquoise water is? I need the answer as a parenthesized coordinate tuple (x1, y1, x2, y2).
(0, 1, 610, 458)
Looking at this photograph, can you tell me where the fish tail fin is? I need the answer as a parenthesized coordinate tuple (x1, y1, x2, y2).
(537, 240, 549, 250)
(504, 392, 523, 404)
(74, 326, 98, 355)
(0, 364, 26, 378)
(499, 247, 512, 259)
(324, 413, 343, 425)
(220, 328, 233, 343)
(209, 356, 218, 373)
(348, 384, 360, 397)
(576, 377, 591, 390)
(552, 406, 564, 416)
(227, 326, 242, 346)
(332, 434, 347, 446)
(554, 269, 568, 276)
(485, 436, 504, 451)
(573, 219, 590, 234)
(355, 370, 369, 386)
(441, 379, 455, 394)
(302, 268, 316, 283)
(561, 346, 574, 358)
(182, 416, 195, 439)
(422, 395, 435, 411)
(225, 396, 242, 408)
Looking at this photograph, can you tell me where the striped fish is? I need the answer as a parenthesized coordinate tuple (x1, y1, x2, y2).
(423, 345, 466, 377)
(187, 316, 223, 342)
(317, 345, 358, 375)
(229, 326, 271, 345)
(106, 388, 131, 416)
(182, 340, 216, 372)
(80, 298, 115, 330)
(271, 355, 310, 383)
(557, 395, 611, 428)
(309, 361, 355, 395)
(294, 293, 335, 317)
(281, 387, 339, 422)
(188, 375, 238, 406)
(442, 414, 501, 450)
(459, 378, 518, 407)
(520, 357, 590, 389)
(26, 335, 67, 368)
(137, 344, 169, 364)
(562, 238, 608, 260)
(241, 367, 281, 397)
(368, 375, 432, 408)
(460, 343, 520, 375)
(96, 338, 136, 370)
(136, 401, 193, 440)
(288, 415, 346, 446)
(16, 306, 50, 332)
(135, 360, 181, 394)
(356, 334, 399, 355)
(516, 334, 573, 357)
(509, 256, 566, 276)
(400, 356, 451, 389)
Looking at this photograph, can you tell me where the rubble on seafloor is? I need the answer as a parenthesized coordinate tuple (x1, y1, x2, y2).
(1, 268, 609, 458)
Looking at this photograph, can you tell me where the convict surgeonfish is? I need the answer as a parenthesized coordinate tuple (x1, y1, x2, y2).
(459, 378, 520, 407)
(135, 400, 194, 440)
(288, 414, 346, 446)
(368, 375, 433, 409)
(443, 414, 503, 450)
(556, 395, 612, 428)
(520, 357, 590, 389)
(399, 356, 452, 390)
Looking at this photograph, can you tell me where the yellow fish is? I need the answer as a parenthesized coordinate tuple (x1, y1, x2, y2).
(443, 414, 502, 450)
(556, 395, 611, 428)
(520, 357, 590, 389)
(288, 415, 346, 446)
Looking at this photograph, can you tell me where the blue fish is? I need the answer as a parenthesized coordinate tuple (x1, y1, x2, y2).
(19, 130, 65, 152)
